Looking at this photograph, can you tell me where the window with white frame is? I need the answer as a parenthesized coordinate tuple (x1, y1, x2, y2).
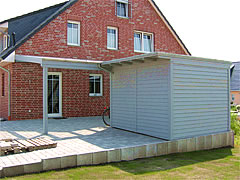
(0, 34, 8, 52)
(116, 0, 128, 18)
(134, 31, 154, 53)
(67, 21, 80, 46)
(89, 74, 103, 96)
(107, 27, 118, 50)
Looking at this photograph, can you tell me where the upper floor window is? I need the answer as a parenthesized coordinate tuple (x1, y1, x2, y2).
(107, 27, 118, 50)
(134, 31, 154, 53)
(0, 34, 8, 52)
(67, 21, 80, 46)
(116, 0, 129, 18)
(89, 74, 103, 96)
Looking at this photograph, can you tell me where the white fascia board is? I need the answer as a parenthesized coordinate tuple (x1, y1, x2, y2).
(15, 55, 103, 64)
(2, 51, 15, 62)
(101, 52, 232, 66)
(0, 22, 8, 29)
(42, 56, 103, 64)
(15, 55, 42, 64)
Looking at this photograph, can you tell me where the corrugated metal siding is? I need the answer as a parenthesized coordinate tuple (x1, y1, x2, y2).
(111, 60, 170, 139)
(172, 58, 229, 140)
(231, 62, 240, 91)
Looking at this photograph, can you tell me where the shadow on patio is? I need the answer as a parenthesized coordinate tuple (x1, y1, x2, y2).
(0, 116, 164, 150)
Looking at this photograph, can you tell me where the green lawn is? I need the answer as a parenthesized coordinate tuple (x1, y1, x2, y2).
(5, 136, 240, 180)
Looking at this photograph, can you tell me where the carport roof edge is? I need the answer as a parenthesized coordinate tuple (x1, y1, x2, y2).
(101, 52, 232, 66)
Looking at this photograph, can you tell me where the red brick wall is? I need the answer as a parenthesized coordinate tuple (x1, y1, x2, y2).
(16, 0, 187, 59)
(8, 0, 187, 120)
(11, 63, 43, 120)
(0, 65, 10, 120)
(10, 62, 109, 120)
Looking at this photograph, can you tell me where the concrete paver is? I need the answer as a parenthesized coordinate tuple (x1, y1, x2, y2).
(0, 117, 164, 170)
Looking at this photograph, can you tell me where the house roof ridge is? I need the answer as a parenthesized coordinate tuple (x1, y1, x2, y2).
(0, 0, 78, 60)
(0, 1, 68, 24)
(150, 0, 191, 56)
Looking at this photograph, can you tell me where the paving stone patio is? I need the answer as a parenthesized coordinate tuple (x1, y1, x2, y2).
(0, 117, 164, 170)
(0, 117, 233, 177)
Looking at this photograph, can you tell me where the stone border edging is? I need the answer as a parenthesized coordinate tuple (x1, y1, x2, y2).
(0, 131, 234, 177)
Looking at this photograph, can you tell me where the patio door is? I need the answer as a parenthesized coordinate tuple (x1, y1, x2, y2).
(48, 72, 62, 117)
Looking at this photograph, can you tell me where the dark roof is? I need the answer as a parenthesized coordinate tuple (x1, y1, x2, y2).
(0, 0, 191, 60)
(0, 0, 78, 60)
(151, 0, 191, 55)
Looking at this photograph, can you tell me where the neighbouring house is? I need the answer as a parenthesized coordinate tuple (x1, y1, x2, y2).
(0, 0, 190, 121)
(231, 62, 240, 105)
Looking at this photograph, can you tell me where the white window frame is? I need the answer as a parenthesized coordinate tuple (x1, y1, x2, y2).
(3, 35, 8, 50)
(107, 26, 118, 50)
(48, 72, 62, 118)
(134, 31, 154, 53)
(89, 74, 103, 97)
(116, 0, 129, 18)
(67, 20, 80, 46)
(0, 34, 8, 52)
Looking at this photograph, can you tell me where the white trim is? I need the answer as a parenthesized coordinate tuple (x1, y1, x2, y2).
(107, 26, 118, 50)
(2, 51, 15, 63)
(0, 22, 8, 29)
(101, 52, 232, 66)
(67, 20, 80, 46)
(117, 0, 128, 3)
(116, 0, 129, 18)
(134, 31, 154, 53)
(147, 0, 190, 55)
(89, 74, 103, 97)
(47, 72, 62, 118)
(15, 55, 103, 64)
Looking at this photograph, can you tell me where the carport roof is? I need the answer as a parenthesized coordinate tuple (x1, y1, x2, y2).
(100, 52, 232, 67)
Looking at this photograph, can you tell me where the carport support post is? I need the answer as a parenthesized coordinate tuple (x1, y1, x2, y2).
(43, 66, 48, 134)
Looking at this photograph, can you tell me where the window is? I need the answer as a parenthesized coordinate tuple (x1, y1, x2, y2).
(89, 74, 102, 96)
(116, 0, 128, 18)
(67, 21, 80, 46)
(134, 31, 154, 53)
(107, 27, 118, 50)
(0, 34, 8, 52)
(48, 72, 62, 117)
(2, 73, 4, 96)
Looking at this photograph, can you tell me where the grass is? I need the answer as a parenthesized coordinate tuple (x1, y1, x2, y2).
(5, 136, 240, 180)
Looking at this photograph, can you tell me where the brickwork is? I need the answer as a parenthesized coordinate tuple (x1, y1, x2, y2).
(5, 0, 188, 120)
(10, 63, 109, 120)
(0, 65, 10, 120)
(16, 0, 187, 59)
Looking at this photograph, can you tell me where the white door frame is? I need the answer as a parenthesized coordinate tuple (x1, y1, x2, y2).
(48, 72, 62, 118)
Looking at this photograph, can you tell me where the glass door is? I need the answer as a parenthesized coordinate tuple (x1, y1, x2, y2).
(48, 72, 62, 117)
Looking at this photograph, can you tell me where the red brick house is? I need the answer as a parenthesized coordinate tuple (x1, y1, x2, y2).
(0, 0, 190, 121)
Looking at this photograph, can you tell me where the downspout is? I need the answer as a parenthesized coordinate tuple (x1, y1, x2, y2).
(97, 63, 112, 73)
(0, 63, 11, 121)
(98, 63, 112, 126)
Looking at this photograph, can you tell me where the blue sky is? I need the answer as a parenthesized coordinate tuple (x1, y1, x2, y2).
(0, 0, 239, 62)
